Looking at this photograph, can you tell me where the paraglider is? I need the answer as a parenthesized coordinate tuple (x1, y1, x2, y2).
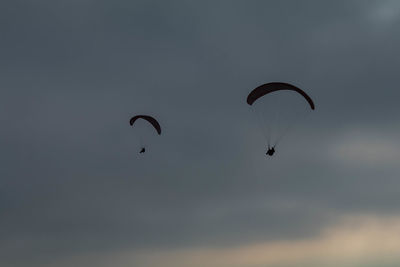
(129, 115, 161, 154)
(247, 82, 315, 156)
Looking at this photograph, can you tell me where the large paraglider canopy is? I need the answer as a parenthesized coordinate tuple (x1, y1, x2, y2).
(129, 115, 161, 135)
(247, 82, 315, 110)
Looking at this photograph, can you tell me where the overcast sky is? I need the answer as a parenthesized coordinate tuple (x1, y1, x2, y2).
(1, 1, 400, 266)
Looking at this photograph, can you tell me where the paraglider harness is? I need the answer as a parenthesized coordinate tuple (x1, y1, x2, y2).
(266, 146, 275, 156)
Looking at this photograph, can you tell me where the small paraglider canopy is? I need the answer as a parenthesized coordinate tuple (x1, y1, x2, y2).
(129, 115, 161, 135)
(247, 82, 315, 110)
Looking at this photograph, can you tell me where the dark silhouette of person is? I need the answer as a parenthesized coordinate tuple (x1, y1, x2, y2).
(139, 147, 146, 154)
(266, 146, 275, 156)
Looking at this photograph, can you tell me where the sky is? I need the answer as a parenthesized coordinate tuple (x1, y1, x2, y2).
(1, 1, 400, 266)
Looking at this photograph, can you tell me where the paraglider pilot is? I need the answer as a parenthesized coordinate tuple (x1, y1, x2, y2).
(266, 146, 275, 156)
(140, 147, 146, 154)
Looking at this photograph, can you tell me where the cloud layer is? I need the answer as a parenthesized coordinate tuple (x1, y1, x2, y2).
(1, 1, 400, 266)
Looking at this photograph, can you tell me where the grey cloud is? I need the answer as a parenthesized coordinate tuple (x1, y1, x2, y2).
(1, 0, 400, 266)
